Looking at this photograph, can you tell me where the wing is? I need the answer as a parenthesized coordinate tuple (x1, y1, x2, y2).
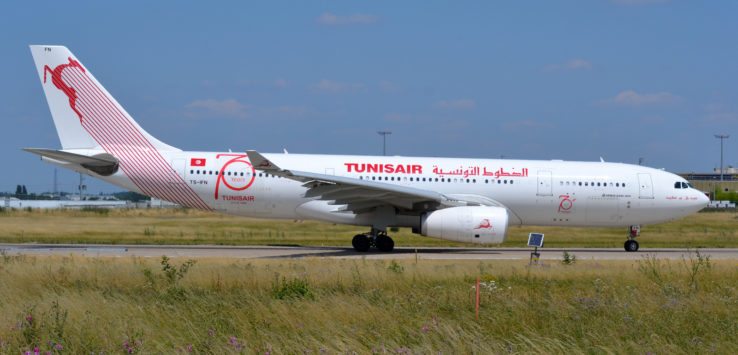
(23, 148, 119, 176)
(246, 150, 502, 214)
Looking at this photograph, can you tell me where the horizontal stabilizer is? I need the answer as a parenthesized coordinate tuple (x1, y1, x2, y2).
(22, 148, 119, 176)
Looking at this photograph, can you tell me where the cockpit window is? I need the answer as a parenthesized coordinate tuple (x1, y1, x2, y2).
(681, 182, 689, 189)
(674, 182, 681, 189)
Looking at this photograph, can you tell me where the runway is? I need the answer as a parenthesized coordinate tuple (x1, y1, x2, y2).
(1, 243, 737, 260)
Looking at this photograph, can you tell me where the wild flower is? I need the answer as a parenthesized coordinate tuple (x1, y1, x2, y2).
(55, 344, 63, 350)
(25, 316, 33, 324)
(187, 344, 192, 352)
(422, 326, 429, 333)
(209, 329, 215, 336)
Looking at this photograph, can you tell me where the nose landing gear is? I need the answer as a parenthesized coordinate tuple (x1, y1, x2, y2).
(351, 229, 395, 252)
(624, 225, 640, 252)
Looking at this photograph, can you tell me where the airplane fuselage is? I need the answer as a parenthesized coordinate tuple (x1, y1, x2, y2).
(56, 150, 708, 230)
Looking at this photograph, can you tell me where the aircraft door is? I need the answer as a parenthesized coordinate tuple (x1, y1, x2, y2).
(637, 173, 654, 199)
(537, 170, 552, 196)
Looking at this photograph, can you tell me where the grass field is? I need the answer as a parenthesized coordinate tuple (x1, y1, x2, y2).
(0, 208, 736, 248)
(0, 254, 735, 353)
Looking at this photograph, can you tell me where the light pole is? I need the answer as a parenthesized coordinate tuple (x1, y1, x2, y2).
(715, 134, 730, 181)
(377, 131, 392, 156)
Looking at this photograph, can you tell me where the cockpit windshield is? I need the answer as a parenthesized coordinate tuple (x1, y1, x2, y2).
(674, 181, 691, 189)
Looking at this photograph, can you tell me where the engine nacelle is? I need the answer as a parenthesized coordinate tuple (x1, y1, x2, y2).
(420, 206, 509, 244)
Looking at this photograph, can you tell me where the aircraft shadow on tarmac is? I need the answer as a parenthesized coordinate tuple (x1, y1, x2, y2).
(263, 246, 504, 259)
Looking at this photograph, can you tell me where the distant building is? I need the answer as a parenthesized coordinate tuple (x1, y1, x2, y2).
(714, 166, 738, 174)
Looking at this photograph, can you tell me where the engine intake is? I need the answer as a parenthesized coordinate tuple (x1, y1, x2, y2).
(420, 206, 509, 244)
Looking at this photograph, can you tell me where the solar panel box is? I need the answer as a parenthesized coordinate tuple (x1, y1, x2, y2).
(527, 233, 544, 247)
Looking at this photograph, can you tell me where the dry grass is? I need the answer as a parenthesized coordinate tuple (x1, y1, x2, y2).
(0, 254, 735, 353)
(0, 208, 736, 248)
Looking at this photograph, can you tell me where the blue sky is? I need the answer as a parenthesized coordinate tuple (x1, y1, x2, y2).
(1, 0, 737, 194)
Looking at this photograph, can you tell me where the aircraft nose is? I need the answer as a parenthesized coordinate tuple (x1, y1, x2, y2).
(698, 192, 710, 207)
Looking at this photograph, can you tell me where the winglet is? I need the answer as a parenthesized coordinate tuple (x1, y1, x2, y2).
(246, 150, 281, 172)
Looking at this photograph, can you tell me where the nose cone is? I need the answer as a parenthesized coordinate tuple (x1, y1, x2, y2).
(698, 192, 710, 209)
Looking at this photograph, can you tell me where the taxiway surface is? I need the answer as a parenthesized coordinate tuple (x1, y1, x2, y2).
(1, 243, 737, 260)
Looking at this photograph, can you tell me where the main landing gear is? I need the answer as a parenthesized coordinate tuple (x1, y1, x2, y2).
(624, 225, 640, 252)
(352, 229, 394, 252)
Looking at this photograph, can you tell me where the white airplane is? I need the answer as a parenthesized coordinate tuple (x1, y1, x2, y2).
(25, 45, 709, 252)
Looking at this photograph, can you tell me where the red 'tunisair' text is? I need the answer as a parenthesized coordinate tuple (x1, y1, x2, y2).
(344, 163, 423, 174)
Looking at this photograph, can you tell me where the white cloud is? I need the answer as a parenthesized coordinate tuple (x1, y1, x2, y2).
(185, 99, 250, 119)
(316, 13, 380, 25)
(311, 79, 365, 93)
(433, 99, 476, 110)
(543, 59, 593, 72)
(602, 90, 682, 106)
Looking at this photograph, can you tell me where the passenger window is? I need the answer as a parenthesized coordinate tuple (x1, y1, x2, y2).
(485, 179, 489, 184)
(473, 179, 476, 183)
(510, 180, 514, 184)
(498, 180, 501, 184)
(585, 182, 588, 186)
(597, 182, 601, 187)
(622, 183, 626, 187)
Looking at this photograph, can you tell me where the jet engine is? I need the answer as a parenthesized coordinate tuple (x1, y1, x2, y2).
(420, 206, 509, 244)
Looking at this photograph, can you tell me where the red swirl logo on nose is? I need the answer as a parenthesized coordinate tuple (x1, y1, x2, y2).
(43, 57, 85, 121)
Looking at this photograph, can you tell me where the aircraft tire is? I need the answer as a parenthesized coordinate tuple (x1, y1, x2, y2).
(376, 235, 394, 252)
(352, 234, 371, 252)
(624, 240, 639, 252)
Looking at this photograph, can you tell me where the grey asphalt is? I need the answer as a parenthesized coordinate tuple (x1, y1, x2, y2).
(1, 243, 736, 260)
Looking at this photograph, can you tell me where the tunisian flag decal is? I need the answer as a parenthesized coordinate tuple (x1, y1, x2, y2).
(190, 158, 206, 166)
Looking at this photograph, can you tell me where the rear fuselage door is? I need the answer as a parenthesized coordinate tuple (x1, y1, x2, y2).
(637, 173, 654, 199)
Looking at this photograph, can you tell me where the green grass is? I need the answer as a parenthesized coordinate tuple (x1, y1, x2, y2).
(0, 208, 736, 248)
(0, 255, 735, 353)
